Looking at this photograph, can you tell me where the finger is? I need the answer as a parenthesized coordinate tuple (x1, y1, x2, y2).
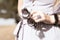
(36, 15, 41, 19)
(32, 17, 38, 20)
(31, 14, 38, 19)
(30, 12, 37, 17)
(31, 14, 43, 21)
(31, 16, 42, 22)
(34, 17, 45, 22)
(35, 19, 44, 22)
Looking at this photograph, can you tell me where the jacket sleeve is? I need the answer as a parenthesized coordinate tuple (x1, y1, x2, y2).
(54, 0, 60, 13)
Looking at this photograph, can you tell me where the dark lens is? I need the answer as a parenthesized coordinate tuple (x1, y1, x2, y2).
(22, 8, 30, 18)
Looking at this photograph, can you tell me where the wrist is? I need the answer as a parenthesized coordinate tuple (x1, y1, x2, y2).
(44, 15, 55, 24)
(49, 15, 55, 24)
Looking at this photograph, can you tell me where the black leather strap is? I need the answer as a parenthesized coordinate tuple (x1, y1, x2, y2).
(53, 14, 58, 25)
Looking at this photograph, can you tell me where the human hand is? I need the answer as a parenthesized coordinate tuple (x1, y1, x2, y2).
(30, 11, 46, 23)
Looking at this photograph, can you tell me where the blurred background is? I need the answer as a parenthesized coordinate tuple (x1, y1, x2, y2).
(0, 0, 19, 40)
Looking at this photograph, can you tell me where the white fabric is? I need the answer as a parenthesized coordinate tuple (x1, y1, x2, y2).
(22, 0, 56, 14)
(14, 20, 60, 40)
